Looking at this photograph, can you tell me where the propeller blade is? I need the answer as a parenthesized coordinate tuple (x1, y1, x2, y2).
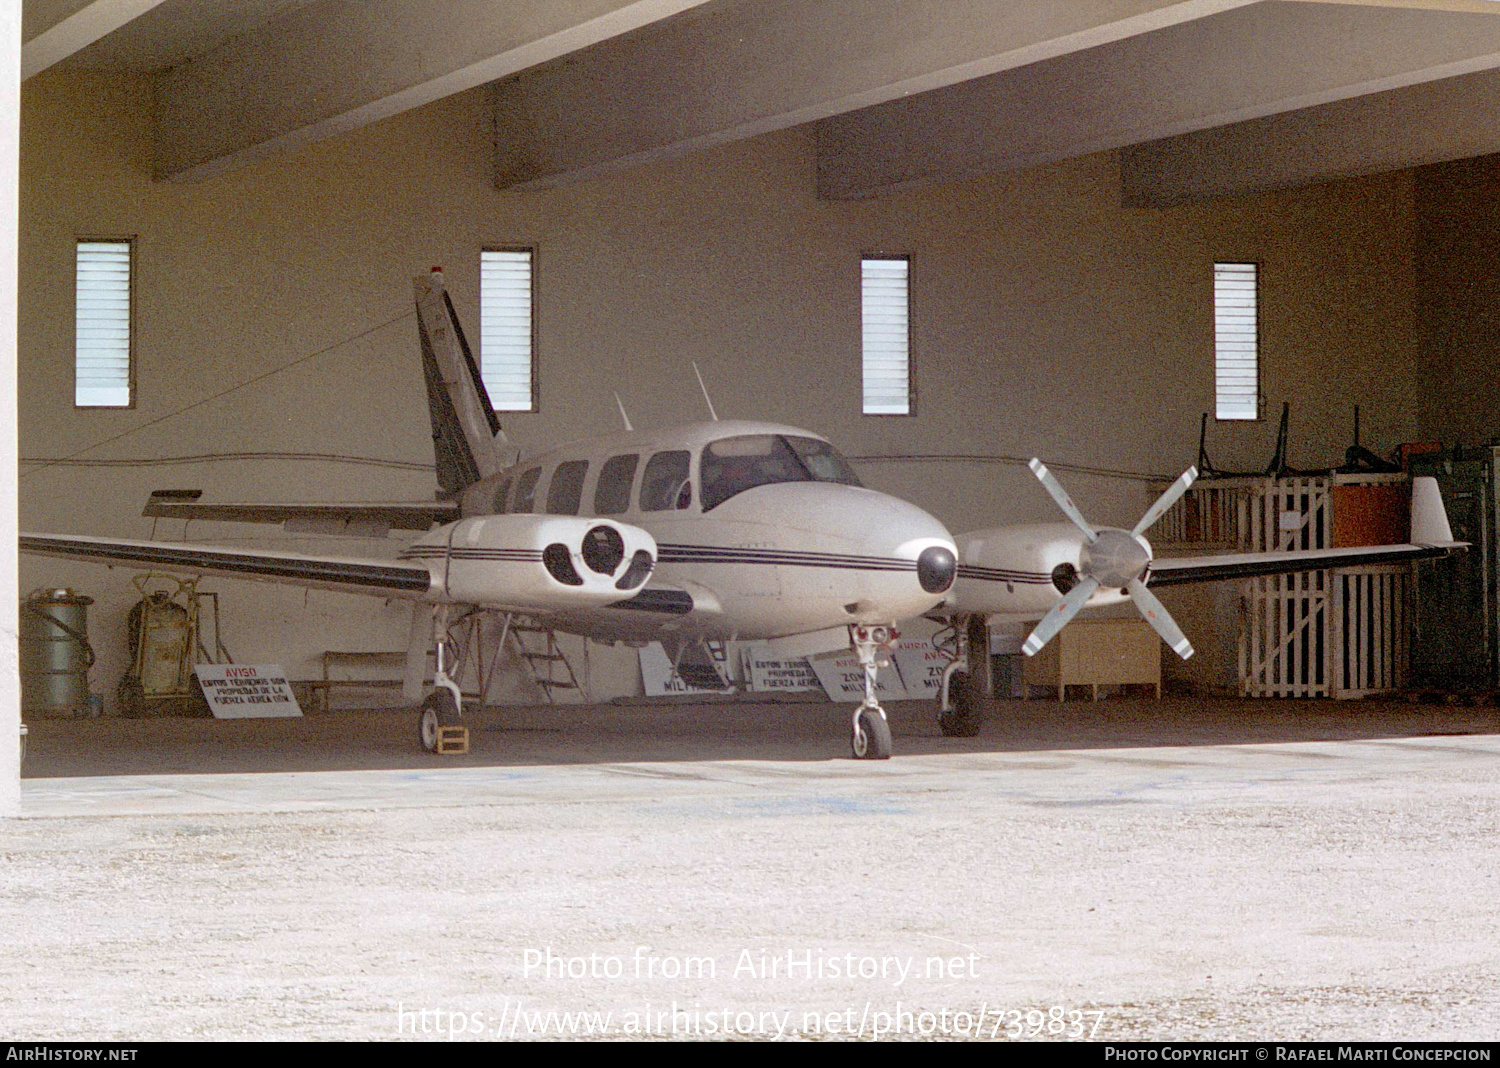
(1028, 458, 1097, 542)
(1126, 577, 1195, 659)
(1132, 466, 1199, 538)
(1022, 576, 1101, 657)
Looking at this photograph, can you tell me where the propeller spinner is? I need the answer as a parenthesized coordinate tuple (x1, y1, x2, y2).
(1021, 460, 1198, 660)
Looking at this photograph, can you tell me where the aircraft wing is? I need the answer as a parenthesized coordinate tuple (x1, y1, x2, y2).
(20, 532, 433, 598)
(1145, 541, 1464, 587)
(143, 490, 458, 535)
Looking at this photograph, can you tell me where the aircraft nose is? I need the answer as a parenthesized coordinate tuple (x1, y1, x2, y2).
(917, 545, 956, 593)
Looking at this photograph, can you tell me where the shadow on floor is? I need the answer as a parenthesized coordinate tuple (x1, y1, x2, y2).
(19, 694, 1500, 778)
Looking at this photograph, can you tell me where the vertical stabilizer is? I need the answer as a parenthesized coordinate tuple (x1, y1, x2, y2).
(415, 271, 508, 497)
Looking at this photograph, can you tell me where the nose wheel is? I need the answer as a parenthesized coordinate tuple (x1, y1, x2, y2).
(848, 624, 896, 760)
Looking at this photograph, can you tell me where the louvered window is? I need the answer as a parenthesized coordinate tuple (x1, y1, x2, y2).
(1214, 262, 1259, 421)
(862, 256, 912, 416)
(75, 240, 132, 408)
(480, 248, 536, 412)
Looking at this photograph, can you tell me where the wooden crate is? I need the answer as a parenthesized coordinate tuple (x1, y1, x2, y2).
(1024, 618, 1162, 701)
(1159, 473, 1411, 699)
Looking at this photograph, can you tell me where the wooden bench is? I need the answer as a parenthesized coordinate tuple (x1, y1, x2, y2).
(304, 651, 417, 713)
(302, 651, 493, 712)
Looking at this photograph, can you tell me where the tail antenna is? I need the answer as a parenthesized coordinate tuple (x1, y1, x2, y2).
(614, 392, 635, 433)
(692, 362, 720, 422)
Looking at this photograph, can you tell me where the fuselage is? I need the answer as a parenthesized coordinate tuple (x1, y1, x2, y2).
(456, 420, 957, 643)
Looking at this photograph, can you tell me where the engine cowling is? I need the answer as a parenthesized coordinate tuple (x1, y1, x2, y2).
(401, 515, 655, 610)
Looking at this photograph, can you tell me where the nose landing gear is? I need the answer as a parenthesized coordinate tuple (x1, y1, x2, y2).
(848, 624, 895, 760)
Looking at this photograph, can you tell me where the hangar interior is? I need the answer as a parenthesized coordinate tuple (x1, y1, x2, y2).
(12, 0, 1500, 733)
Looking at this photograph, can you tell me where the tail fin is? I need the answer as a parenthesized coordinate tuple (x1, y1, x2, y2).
(1411, 476, 1456, 545)
(414, 270, 510, 497)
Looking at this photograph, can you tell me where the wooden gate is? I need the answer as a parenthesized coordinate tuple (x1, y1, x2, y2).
(1332, 566, 1409, 698)
(1237, 476, 1332, 697)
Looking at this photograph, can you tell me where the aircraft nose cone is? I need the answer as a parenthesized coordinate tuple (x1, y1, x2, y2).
(917, 545, 956, 593)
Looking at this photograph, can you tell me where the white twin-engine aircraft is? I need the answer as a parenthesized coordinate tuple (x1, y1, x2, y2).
(22, 272, 1464, 759)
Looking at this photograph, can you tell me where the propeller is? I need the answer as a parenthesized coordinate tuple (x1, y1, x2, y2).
(1022, 459, 1199, 660)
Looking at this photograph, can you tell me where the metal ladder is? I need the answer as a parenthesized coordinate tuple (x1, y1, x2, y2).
(503, 618, 587, 704)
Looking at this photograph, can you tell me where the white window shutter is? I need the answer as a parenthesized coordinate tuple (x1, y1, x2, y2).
(75, 240, 132, 408)
(480, 249, 535, 412)
(1214, 262, 1258, 421)
(862, 257, 911, 416)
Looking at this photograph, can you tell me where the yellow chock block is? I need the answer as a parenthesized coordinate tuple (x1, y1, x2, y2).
(436, 725, 469, 755)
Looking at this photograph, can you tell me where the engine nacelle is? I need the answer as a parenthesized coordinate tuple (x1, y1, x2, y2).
(951, 522, 1128, 617)
(401, 515, 656, 611)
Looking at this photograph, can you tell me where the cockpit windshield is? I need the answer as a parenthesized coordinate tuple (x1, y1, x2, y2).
(699, 434, 862, 512)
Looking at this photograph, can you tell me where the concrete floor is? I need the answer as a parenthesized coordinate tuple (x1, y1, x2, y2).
(5, 696, 1500, 1041)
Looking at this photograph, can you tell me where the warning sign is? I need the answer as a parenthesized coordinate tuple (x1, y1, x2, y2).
(741, 645, 821, 693)
(196, 664, 303, 719)
(638, 643, 734, 697)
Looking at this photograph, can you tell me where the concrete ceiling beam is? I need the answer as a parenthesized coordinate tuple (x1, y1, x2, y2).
(814, 1, 1500, 200)
(1121, 64, 1500, 206)
(22, 0, 166, 79)
(491, 0, 1263, 191)
(151, 0, 713, 183)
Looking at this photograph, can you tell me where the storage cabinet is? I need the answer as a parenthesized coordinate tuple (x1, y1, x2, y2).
(1409, 446, 1498, 689)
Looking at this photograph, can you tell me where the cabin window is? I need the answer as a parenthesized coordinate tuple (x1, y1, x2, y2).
(700, 434, 862, 512)
(640, 451, 692, 512)
(594, 454, 639, 515)
(546, 460, 589, 515)
(513, 467, 542, 513)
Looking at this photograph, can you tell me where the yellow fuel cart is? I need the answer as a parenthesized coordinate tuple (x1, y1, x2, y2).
(117, 573, 231, 717)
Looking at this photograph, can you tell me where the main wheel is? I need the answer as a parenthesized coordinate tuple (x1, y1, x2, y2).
(851, 708, 892, 760)
(417, 689, 460, 753)
(938, 668, 984, 737)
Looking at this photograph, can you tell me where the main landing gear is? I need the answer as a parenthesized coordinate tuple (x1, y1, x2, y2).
(418, 609, 466, 754)
(848, 624, 895, 760)
(937, 614, 986, 738)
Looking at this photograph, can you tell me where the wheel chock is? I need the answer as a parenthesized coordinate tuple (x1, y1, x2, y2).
(435, 725, 469, 755)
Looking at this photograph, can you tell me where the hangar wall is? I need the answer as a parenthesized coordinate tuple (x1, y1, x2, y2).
(1415, 155, 1500, 448)
(18, 70, 1424, 704)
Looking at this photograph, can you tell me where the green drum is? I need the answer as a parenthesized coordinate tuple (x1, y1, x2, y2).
(20, 589, 96, 718)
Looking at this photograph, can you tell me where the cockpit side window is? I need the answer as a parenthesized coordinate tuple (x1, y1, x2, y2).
(640, 450, 692, 512)
(594, 454, 639, 515)
(699, 434, 862, 512)
(546, 460, 589, 515)
(513, 467, 542, 514)
(492, 478, 512, 515)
